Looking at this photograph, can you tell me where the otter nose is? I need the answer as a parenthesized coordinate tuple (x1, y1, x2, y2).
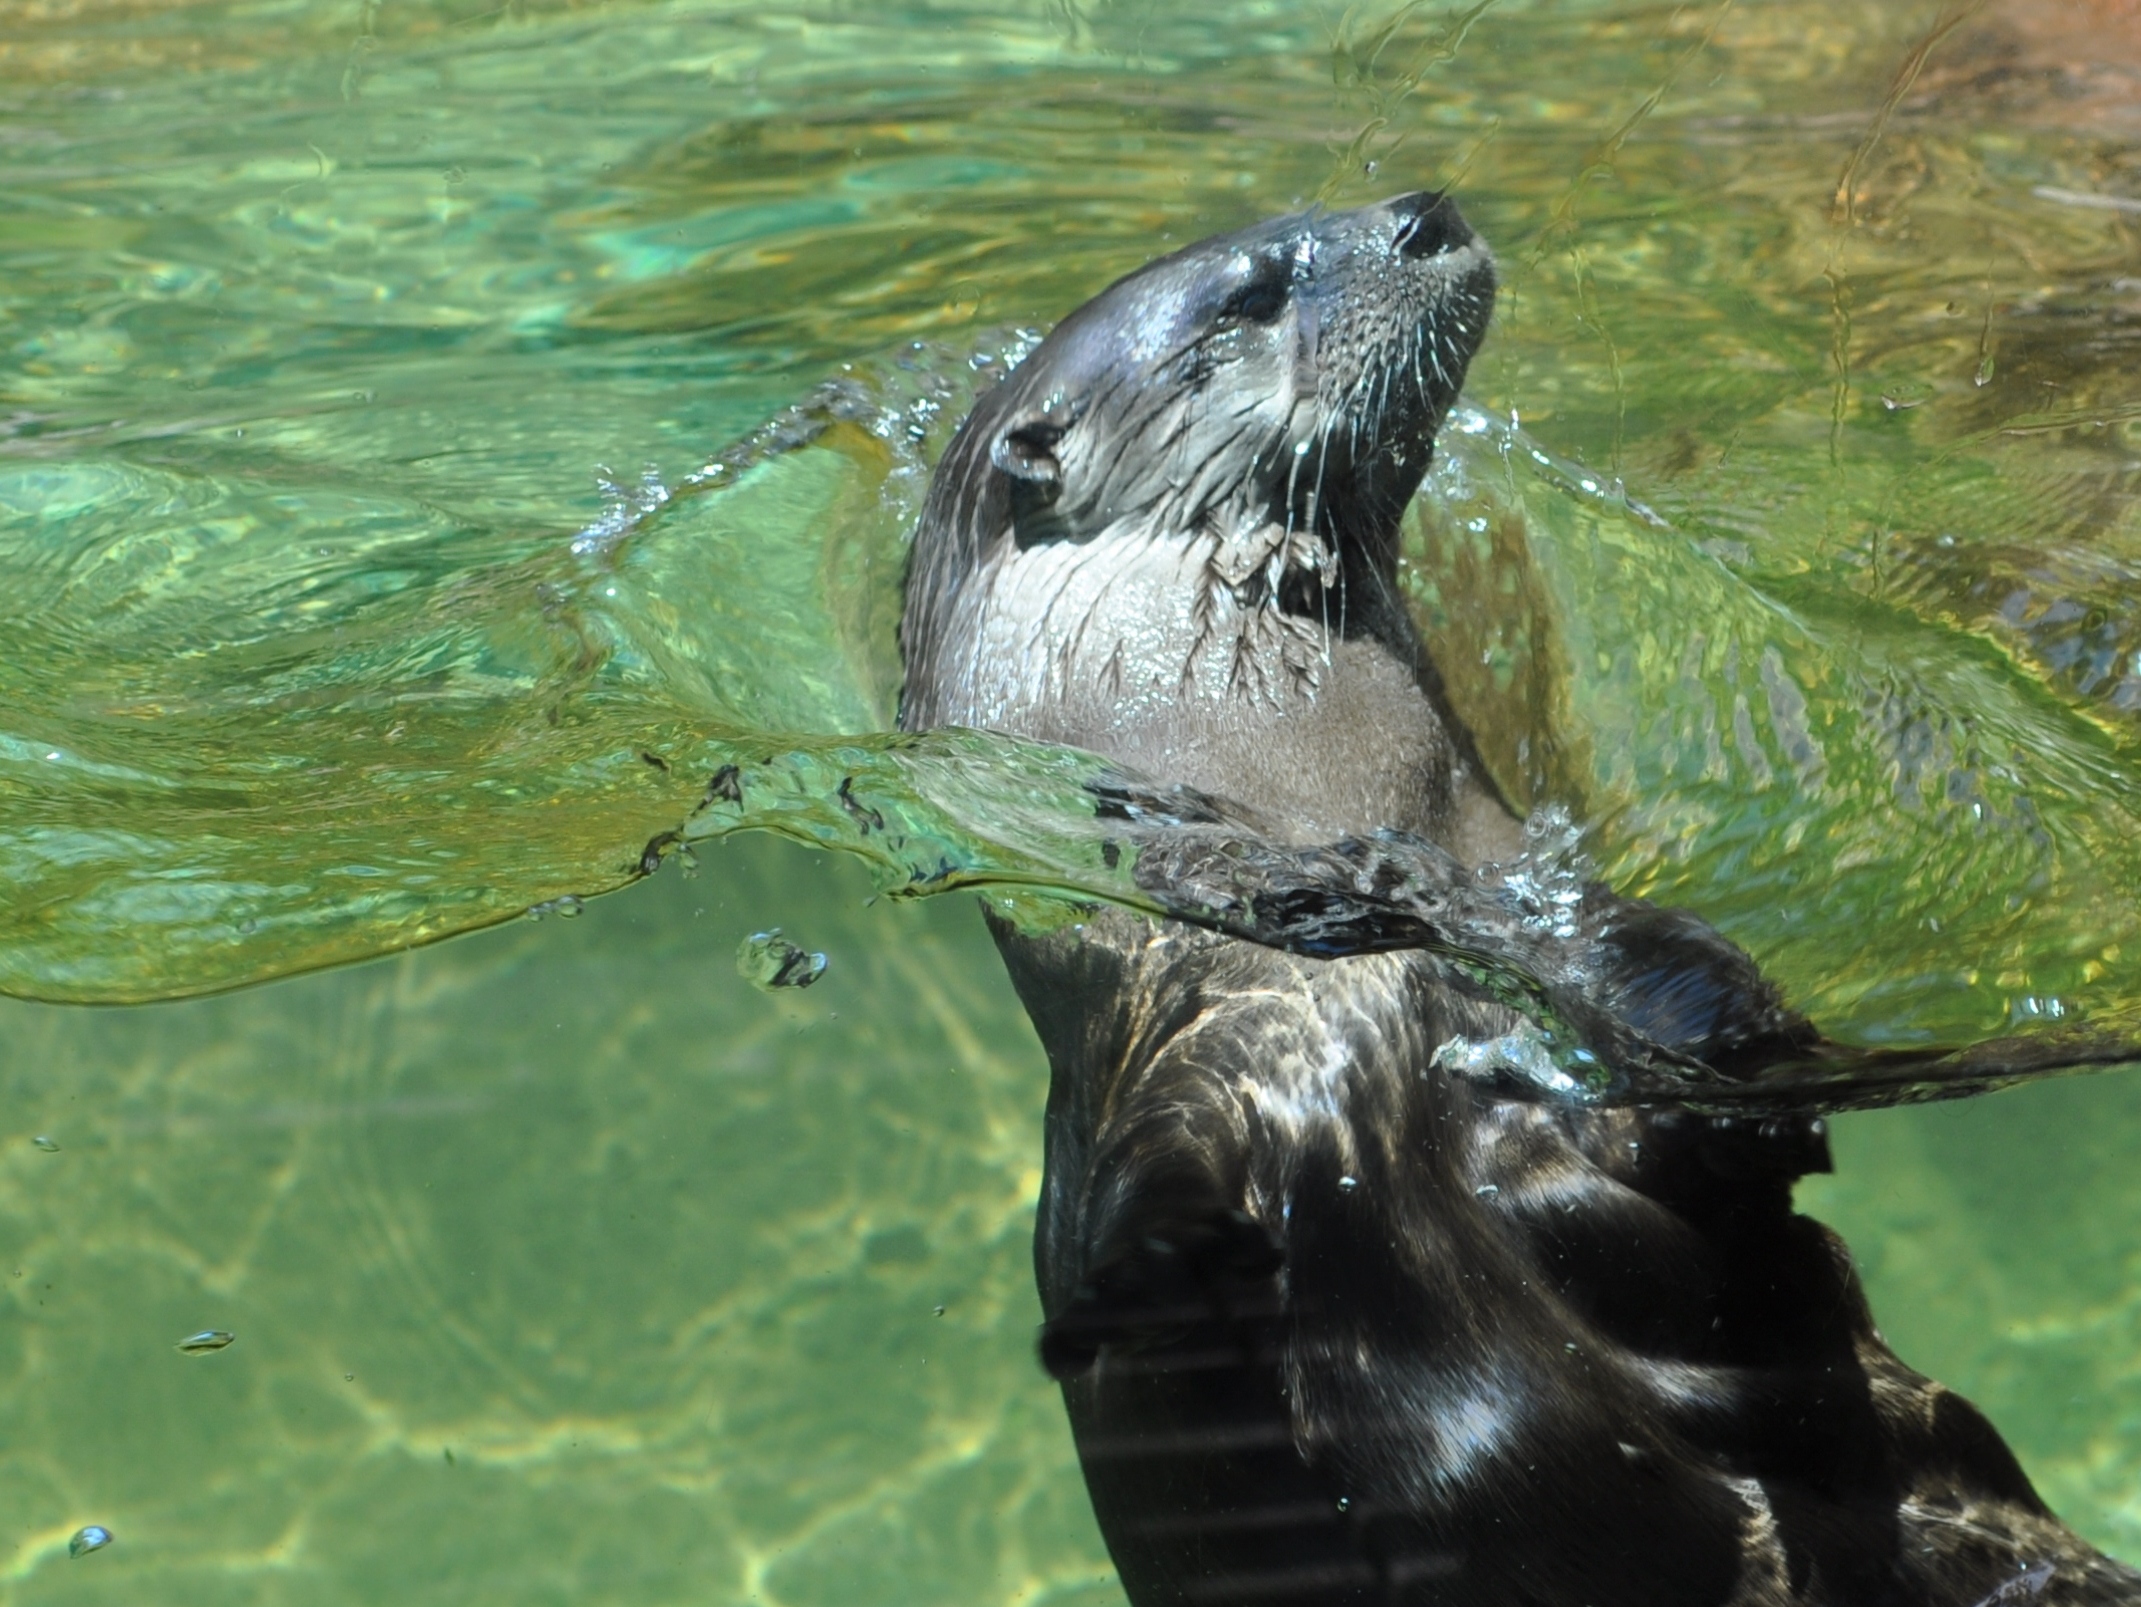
(1388, 191, 1472, 259)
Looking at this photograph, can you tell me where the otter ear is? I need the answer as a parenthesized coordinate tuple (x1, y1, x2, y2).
(991, 406, 1074, 487)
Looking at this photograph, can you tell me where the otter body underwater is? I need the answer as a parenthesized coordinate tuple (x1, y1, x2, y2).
(897, 192, 2141, 1606)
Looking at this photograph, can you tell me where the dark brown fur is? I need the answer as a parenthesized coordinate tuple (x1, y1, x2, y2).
(899, 192, 2140, 1606)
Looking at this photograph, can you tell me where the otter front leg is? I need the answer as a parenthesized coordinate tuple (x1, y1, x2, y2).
(996, 915, 1291, 1378)
(1032, 1042, 1283, 1380)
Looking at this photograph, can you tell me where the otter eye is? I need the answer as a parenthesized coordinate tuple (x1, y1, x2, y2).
(1218, 270, 1289, 327)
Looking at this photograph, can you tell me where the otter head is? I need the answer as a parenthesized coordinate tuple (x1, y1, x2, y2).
(994, 190, 1491, 549)
(905, 192, 1496, 683)
(900, 192, 1496, 734)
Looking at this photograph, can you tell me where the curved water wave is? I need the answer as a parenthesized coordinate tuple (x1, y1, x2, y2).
(6, 338, 2138, 1108)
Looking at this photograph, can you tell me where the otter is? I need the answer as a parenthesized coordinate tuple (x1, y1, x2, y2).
(898, 193, 2141, 1605)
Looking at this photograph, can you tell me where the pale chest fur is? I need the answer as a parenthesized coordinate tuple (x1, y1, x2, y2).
(926, 521, 1464, 846)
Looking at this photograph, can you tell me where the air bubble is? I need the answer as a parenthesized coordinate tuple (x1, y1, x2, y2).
(737, 929, 827, 991)
(177, 1330, 236, 1355)
(69, 1526, 113, 1559)
(32, 1135, 59, 1152)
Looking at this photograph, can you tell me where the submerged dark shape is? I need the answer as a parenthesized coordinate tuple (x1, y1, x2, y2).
(899, 192, 2141, 1605)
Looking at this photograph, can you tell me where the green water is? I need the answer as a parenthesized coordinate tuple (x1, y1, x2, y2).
(2, 0, 2139, 1597)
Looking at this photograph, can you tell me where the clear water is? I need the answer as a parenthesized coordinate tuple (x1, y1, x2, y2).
(2, 0, 2139, 1597)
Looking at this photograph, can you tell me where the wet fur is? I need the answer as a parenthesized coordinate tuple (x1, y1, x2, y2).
(899, 193, 2140, 1605)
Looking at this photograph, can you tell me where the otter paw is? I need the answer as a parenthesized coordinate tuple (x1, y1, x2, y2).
(1039, 1208, 1284, 1380)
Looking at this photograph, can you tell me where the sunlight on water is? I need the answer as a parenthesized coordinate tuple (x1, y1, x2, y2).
(2, 0, 2138, 1597)
(1, 840, 1115, 1606)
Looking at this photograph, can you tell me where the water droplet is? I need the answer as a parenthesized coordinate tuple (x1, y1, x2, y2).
(1335, 1497, 1350, 1512)
(1879, 379, 1931, 410)
(737, 929, 828, 991)
(69, 1525, 112, 1559)
(1337, 1175, 1358, 1191)
(344, 1372, 355, 1381)
(524, 895, 584, 921)
(932, 1305, 946, 1317)
(177, 1330, 235, 1355)
(31, 1135, 59, 1152)
(1565, 1341, 1579, 1352)
(1474, 1184, 1499, 1198)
